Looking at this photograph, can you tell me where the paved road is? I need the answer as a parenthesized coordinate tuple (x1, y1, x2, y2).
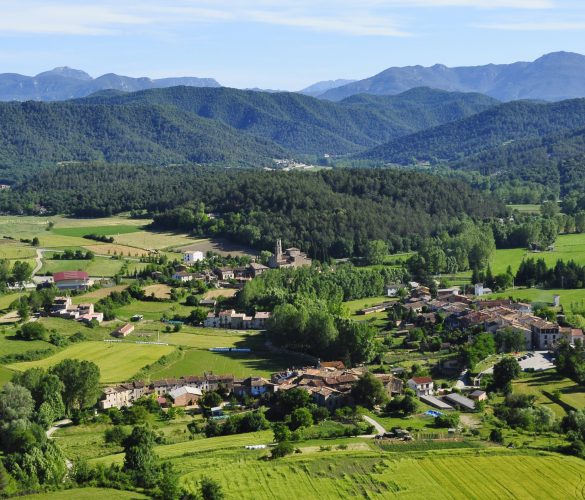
(32, 248, 45, 276)
(363, 415, 387, 436)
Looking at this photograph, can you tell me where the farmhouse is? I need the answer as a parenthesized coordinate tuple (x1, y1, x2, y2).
(204, 309, 271, 329)
(50, 297, 104, 323)
(469, 390, 487, 402)
(113, 323, 135, 338)
(248, 262, 269, 277)
(168, 386, 202, 407)
(172, 271, 193, 282)
(53, 271, 93, 291)
(214, 267, 235, 281)
(183, 250, 204, 264)
(234, 377, 277, 397)
(407, 376, 434, 396)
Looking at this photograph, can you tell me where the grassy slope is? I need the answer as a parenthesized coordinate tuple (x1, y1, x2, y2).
(20, 488, 147, 499)
(7, 341, 175, 383)
(90, 431, 585, 499)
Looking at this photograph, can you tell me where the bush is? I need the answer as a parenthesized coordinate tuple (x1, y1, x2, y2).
(104, 426, 130, 445)
(271, 441, 294, 459)
(18, 322, 48, 341)
(490, 428, 504, 443)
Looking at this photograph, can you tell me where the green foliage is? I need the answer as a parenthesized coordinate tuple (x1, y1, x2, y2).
(555, 340, 585, 385)
(288, 408, 313, 431)
(50, 358, 101, 414)
(123, 426, 159, 488)
(270, 441, 295, 459)
(493, 357, 521, 391)
(18, 322, 48, 341)
(350, 372, 388, 409)
(200, 476, 225, 499)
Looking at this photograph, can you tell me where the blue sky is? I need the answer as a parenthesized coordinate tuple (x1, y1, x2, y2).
(0, 0, 584, 90)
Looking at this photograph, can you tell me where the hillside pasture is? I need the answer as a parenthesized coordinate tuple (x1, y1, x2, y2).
(7, 341, 175, 383)
(114, 301, 194, 321)
(0, 240, 36, 260)
(114, 231, 196, 250)
(20, 488, 148, 500)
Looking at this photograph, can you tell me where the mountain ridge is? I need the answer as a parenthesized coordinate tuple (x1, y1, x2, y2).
(318, 52, 585, 102)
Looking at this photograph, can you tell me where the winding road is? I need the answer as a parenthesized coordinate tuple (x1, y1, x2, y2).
(47, 419, 73, 470)
(362, 415, 387, 436)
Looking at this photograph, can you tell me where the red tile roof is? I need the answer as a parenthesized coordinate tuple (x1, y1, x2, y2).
(411, 376, 433, 384)
(53, 271, 89, 282)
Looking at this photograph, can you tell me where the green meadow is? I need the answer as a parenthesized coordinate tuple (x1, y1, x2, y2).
(7, 341, 175, 383)
(51, 225, 143, 237)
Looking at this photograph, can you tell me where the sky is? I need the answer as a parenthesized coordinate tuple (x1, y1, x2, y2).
(0, 0, 584, 90)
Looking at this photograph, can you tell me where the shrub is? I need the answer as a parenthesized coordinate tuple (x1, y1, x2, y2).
(271, 441, 294, 459)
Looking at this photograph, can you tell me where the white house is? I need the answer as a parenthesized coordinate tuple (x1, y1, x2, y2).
(183, 251, 204, 264)
(407, 376, 434, 397)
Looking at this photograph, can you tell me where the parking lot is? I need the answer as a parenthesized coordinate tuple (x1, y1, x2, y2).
(482, 351, 554, 375)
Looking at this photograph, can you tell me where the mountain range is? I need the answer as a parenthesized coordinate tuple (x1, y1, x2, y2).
(317, 52, 585, 102)
(0, 67, 220, 101)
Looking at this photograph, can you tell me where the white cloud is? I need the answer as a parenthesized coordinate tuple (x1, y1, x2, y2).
(479, 21, 585, 30)
(0, 0, 563, 38)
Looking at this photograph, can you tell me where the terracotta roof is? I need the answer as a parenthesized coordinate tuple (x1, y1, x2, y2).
(53, 271, 89, 282)
(410, 376, 433, 384)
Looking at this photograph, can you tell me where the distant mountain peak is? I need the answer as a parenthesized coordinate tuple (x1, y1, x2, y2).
(36, 67, 93, 81)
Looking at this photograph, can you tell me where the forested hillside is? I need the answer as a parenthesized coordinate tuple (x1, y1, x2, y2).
(0, 86, 498, 181)
(1, 166, 505, 259)
(359, 99, 585, 165)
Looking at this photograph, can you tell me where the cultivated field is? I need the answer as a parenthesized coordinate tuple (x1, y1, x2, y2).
(177, 237, 257, 257)
(7, 341, 175, 383)
(114, 231, 195, 250)
(90, 432, 585, 500)
(51, 225, 143, 237)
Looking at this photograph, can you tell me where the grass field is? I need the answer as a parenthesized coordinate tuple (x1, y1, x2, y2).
(52, 225, 143, 237)
(490, 233, 585, 275)
(508, 204, 542, 214)
(114, 301, 194, 321)
(0, 292, 23, 311)
(0, 365, 14, 384)
(91, 431, 585, 499)
(143, 284, 172, 299)
(0, 331, 53, 356)
(20, 488, 148, 499)
(40, 257, 125, 277)
(7, 341, 175, 383)
(149, 345, 302, 379)
(204, 288, 237, 299)
(0, 241, 36, 260)
(72, 285, 129, 304)
(485, 287, 585, 306)
(177, 237, 256, 257)
(513, 371, 585, 415)
(114, 231, 195, 250)
(82, 244, 151, 258)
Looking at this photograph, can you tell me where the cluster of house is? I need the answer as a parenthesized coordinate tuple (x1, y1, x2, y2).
(99, 362, 403, 412)
(170, 240, 311, 285)
(203, 310, 271, 329)
(407, 376, 487, 412)
(385, 282, 583, 351)
(50, 296, 104, 323)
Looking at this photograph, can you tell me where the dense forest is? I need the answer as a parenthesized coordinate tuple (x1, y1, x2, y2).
(0, 86, 497, 181)
(1, 166, 505, 259)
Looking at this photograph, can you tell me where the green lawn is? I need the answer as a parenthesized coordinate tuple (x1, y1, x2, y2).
(52, 225, 143, 237)
(0, 242, 36, 260)
(0, 331, 54, 356)
(343, 296, 392, 316)
(0, 292, 24, 312)
(7, 341, 175, 383)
